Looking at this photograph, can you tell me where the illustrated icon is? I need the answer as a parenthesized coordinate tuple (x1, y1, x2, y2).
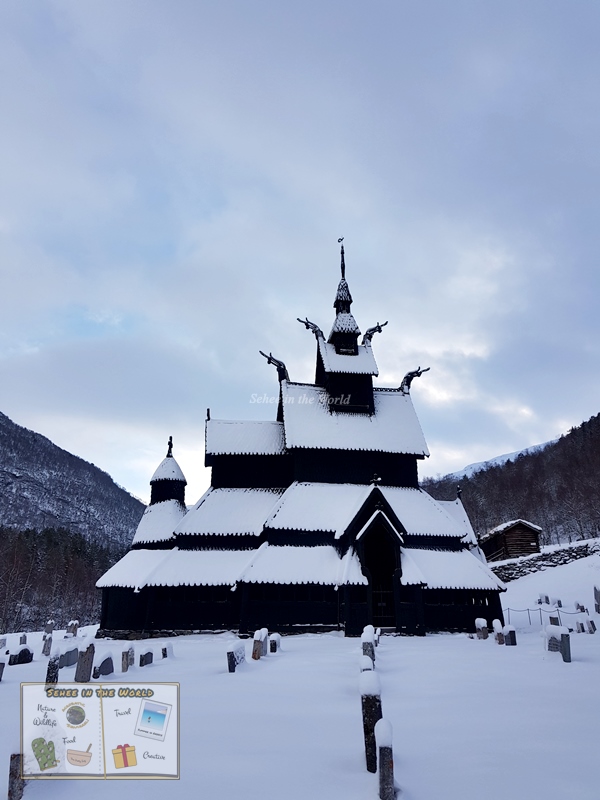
(31, 738, 59, 771)
(134, 698, 172, 742)
(66, 744, 92, 767)
(65, 705, 86, 726)
(112, 743, 137, 769)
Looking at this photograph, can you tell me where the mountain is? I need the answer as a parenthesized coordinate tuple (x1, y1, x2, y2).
(0, 410, 144, 550)
(443, 438, 559, 480)
(422, 413, 600, 546)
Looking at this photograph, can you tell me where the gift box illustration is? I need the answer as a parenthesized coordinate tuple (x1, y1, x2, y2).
(112, 744, 137, 769)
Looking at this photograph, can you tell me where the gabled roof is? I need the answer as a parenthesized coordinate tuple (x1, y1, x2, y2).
(175, 487, 284, 536)
(206, 419, 285, 456)
(481, 518, 543, 542)
(151, 455, 186, 483)
(131, 499, 184, 546)
(318, 338, 378, 376)
(281, 382, 429, 455)
(400, 548, 505, 591)
(239, 545, 367, 586)
(380, 487, 465, 538)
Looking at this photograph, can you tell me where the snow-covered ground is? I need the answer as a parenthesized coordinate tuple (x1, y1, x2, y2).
(2, 554, 599, 800)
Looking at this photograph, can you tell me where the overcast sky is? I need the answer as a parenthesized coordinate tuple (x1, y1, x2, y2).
(1, 1, 599, 504)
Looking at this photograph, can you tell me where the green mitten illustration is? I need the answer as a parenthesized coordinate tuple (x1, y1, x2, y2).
(31, 737, 58, 770)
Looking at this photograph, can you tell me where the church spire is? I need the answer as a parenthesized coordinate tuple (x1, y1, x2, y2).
(328, 240, 360, 354)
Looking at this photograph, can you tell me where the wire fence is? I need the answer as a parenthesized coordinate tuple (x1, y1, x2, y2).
(502, 606, 587, 628)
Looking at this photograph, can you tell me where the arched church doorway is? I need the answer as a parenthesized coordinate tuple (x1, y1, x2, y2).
(361, 523, 398, 627)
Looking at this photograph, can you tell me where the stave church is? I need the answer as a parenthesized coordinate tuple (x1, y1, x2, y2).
(97, 245, 505, 637)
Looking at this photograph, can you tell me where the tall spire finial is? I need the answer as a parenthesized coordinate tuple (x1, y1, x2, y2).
(166, 435, 173, 458)
(338, 237, 345, 279)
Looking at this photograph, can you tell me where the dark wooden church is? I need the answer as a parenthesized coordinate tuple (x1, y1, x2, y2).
(97, 246, 505, 637)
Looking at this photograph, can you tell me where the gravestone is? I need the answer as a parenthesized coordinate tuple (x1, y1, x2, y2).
(594, 586, 600, 614)
(0, 638, 6, 649)
(45, 654, 60, 685)
(375, 719, 394, 800)
(75, 643, 95, 683)
(547, 636, 560, 652)
(549, 616, 559, 626)
(44, 620, 55, 635)
(42, 635, 53, 657)
(59, 647, 78, 669)
(375, 627, 382, 645)
(576, 622, 585, 633)
(261, 628, 269, 656)
(122, 651, 129, 673)
(66, 620, 79, 637)
(93, 656, 114, 679)
(269, 633, 281, 653)
(560, 633, 571, 663)
(360, 671, 383, 774)
(586, 619, 596, 634)
(492, 619, 504, 645)
(0, 662, 5, 682)
(8, 753, 25, 800)
(126, 646, 135, 667)
(19, 634, 27, 645)
(503, 626, 517, 646)
(227, 642, 246, 673)
(9, 647, 33, 666)
(162, 647, 168, 659)
(139, 651, 153, 667)
(475, 618, 488, 639)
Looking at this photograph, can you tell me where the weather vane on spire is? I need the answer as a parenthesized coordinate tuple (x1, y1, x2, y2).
(166, 436, 173, 458)
(337, 237, 345, 278)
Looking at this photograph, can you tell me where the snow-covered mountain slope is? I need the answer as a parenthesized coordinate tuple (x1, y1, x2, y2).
(0, 410, 144, 549)
(447, 438, 558, 480)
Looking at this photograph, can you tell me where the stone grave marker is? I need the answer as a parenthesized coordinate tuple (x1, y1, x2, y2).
(0, 661, 5, 682)
(139, 651, 153, 667)
(66, 620, 79, 637)
(375, 718, 395, 800)
(586, 619, 596, 634)
(45, 654, 60, 684)
(59, 647, 78, 669)
(227, 642, 246, 673)
(492, 619, 504, 645)
(0, 637, 6, 650)
(269, 633, 281, 653)
(44, 620, 55, 635)
(42, 635, 53, 657)
(503, 625, 517, 646)
(576, 622, 585, 633)
(8, 753, 25, 800)
(475, 618, 489, 639)
(127, 646, 135, 666)
(9, 646, 33, 666)
(75, 643, 95, 683)
(93, 655, 114, 679)
(360, 671, 383, 774)
(549, 615, 559, 626)
(19, 634, 27, 645)
(122, 650, 130, 673)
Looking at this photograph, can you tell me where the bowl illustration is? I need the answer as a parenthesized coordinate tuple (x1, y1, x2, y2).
(67, 745, 92, 766)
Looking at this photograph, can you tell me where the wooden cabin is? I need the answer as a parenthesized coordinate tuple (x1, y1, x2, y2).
(479, 519, 542, 562)
(97, 245, 505, 637)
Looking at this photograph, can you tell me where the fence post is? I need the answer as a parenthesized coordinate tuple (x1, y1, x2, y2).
(360, 671, 382, 773)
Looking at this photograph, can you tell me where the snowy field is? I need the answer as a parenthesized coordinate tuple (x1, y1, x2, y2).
(2, 554, 599, 800)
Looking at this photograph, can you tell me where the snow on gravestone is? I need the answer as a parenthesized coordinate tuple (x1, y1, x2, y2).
(492, 620, 504, 645)
(360, 670, 383, 774)
(8, 646, 33, 666)
(374, 718, 395, 800)
(503, 625, 517, 646)
(360, 655, 374, 672)
(361, 629, 376, 663)
(475, 618, 488, 640)
(42, 635, 52, 657)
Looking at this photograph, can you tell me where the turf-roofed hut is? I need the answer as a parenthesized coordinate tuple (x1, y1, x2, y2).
(97, 246, 505, 637)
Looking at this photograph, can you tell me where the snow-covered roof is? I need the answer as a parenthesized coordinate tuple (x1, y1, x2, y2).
(97, 543, 367, 589)
(329, 311, 360, 336)
(481, 518, 543, 542)
(380, 488, 466, 539)
(318, 338, 378, 376)
(175, 487, 284, 536)
(131, 499, 185, 546)
(151, 456, 186, 484)
(266, 482, 373, 535)
(436, 498, 478, 545)
(281, 382, 429, 455)
(240, 545, 367, 586)
(400, 548, 505, 591)
(265, 483, 465, 540)
(206, 419, 286, 456)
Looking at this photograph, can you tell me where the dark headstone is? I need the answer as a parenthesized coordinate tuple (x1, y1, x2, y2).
(162, 647, 167, 658)
(251, 639, 262, 660)
(127, 646, 135, 666)
(9, 647, 33, 666)
(547, 636, 561, 652)
(66, 621, 79, 637)
(45, 654, 60, 685)
(92, 656, 114, 679)
(504, 629, 517, 646)
(556, 599, 562, 608)
(560, 633, 571, 663)
(42, 635, 53, 657)
(227, 643, 246, 673)
(549, 616, 559, 626)
(8, 754, 25, 800)
(44, 620, 55, 635)
(0, 637, 6, 649)
(576, 622, 585, 634)
(74, 644, 95, 683)
(60, 647, 78, 669)
(261, 628, 269, 657)
(362, 641, 376, 662)
(121, 650, 129, 673)
(0, 662, 5, 682)
(587, 620, 596, 634)
(19, 635, 27, 645)
(361, 693, 383, 773)
(139, 651, 153, 667)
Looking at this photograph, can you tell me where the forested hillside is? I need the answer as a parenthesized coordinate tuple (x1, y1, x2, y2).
(0, 410, 144, 549)
(422, 413, 600, 545)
